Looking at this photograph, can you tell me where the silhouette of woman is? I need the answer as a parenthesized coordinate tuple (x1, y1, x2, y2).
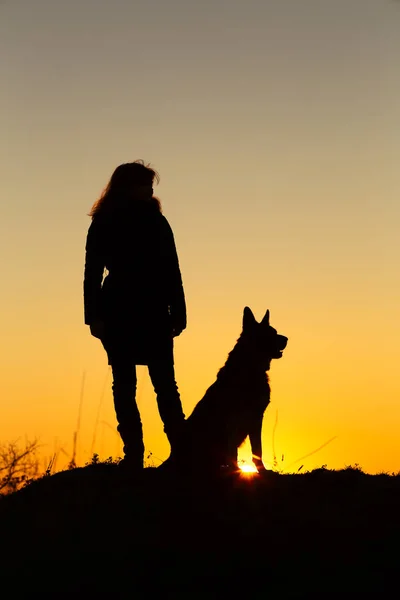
(84, 161, 186, 471)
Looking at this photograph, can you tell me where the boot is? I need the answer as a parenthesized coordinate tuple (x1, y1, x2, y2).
(117, 424, 145, 473)
(118, 454, 144, 473)
(164, 420, 188, 469)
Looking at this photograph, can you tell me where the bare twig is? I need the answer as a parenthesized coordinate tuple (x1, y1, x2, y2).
(0, 439, 40, 494)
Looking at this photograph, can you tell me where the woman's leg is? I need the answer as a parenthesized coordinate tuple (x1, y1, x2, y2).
(148, 353, 186, 457)
(111, 356, 144, 468)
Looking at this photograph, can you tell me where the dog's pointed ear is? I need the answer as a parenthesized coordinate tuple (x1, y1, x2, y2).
(261, 309, 270, 326)
(243, 307, 257, 331)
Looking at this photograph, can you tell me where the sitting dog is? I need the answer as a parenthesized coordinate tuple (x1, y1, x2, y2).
(161, 307, 288, 473)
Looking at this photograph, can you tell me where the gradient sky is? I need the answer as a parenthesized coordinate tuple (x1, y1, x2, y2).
(1, 0, 399, 474)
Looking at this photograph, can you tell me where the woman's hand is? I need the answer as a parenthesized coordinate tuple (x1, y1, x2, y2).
(172, 326, 184, 338)
(171, 316, 186, 338)
(89, 320, 105, 340)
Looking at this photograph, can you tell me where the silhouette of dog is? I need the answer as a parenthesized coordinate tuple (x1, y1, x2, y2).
(162, 307, 288, 473)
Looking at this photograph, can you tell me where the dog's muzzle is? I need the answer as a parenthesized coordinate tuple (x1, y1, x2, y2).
(275, 335, 288, 358)
(278, 335, 288, 351)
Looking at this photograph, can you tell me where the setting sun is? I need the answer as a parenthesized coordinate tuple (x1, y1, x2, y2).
(239, 464, 258, 474)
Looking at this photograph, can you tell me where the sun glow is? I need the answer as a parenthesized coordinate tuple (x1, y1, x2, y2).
(239, 463, 258, 474)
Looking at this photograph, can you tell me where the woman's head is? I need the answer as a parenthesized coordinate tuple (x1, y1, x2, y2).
(89, 160, 161, 217)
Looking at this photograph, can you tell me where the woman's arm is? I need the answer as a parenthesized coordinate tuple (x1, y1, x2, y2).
(83, 217, 106, 327)
(161, 217, 187, 335)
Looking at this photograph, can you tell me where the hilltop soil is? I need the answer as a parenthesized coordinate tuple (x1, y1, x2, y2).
(0, 465, 398, 598)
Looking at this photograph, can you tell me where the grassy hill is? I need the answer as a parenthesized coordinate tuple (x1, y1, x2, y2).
(0, 464, 399, 598)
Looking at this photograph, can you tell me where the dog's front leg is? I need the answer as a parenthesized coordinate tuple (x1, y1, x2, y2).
(249, 411, 266, 472)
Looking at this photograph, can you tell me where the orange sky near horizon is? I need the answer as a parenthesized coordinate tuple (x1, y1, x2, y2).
(1, 0, 399, 475)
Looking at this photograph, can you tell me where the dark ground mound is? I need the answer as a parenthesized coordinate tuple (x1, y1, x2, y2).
(0, 465, 399, 598)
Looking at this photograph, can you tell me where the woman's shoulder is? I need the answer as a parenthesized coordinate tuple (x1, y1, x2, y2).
(89, 212, 108, 231)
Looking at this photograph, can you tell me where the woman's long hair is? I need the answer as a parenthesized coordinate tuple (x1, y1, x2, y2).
(88, 160, 161, 218)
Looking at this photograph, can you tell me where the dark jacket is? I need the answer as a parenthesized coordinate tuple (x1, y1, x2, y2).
(83, 201, 186, 363)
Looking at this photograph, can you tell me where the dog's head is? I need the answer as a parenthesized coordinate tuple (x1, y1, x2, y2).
(242, 307, 288, 370)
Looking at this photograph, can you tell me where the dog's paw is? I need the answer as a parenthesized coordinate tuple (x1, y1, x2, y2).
(254, 463, 280, 479)
(253, 460, 267, 474)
